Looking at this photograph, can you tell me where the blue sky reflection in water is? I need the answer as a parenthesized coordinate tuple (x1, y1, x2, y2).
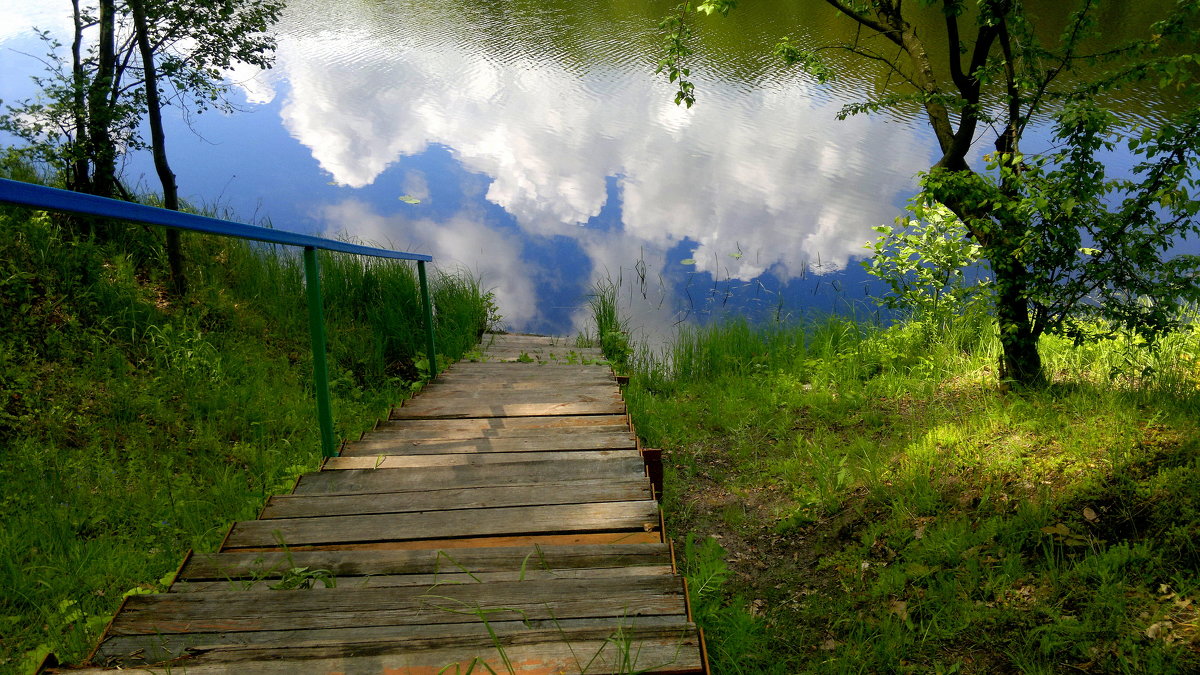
(5, 0, 1185, 341)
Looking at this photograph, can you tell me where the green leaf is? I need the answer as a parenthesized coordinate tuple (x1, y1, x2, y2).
(680, 258, 697, 265)
(398, 195, 422, 204)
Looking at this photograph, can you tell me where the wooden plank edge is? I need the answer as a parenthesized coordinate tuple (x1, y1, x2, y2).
(391, 408, 628, 421)
(223, 530, 665, 553)
(215, 521, 238, 553)
(698, 626, 712, 675)
(225, 521, 661, 551)
(163, 549, 194, 593)
(82, 594, 131, 666)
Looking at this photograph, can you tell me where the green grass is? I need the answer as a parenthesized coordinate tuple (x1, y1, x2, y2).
(0, 165, 491, 672)
(586, 279, 632, 370)
(589, 282, 1200, 673)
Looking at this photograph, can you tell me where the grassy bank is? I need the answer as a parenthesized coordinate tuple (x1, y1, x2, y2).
(597, 295, 1200, 672)
(0, 166, 491, 672)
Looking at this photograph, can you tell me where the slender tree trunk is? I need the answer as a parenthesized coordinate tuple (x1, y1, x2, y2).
(87, 0, 118, 199)
(131, 0, 186, 297)
(69, 0, 91, 196)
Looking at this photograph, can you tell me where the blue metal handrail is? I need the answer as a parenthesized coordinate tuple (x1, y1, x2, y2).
(0, 177, 439, 458)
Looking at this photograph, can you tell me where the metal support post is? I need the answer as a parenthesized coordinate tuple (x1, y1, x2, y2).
(303, 246, 337, 457)
(418, 260, 438, 379)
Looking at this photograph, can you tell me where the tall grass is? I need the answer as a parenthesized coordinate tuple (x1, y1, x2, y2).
(0, 164, 491, 671)
(588, 279, 632, 369)
(589, 277, 1200, 673)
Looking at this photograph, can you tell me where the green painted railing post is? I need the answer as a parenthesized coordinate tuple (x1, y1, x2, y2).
(418, 260, 438, 379)
(303, 246, 337, 458)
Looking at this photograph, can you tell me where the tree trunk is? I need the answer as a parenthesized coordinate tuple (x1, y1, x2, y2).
(87, 0, 118, 199)
(993, 256, 1044, 389)
(69, 0, 91, 196)
(131, 0, 187, 297)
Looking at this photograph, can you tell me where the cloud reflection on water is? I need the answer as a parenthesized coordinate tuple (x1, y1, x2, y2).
(267, 1, 933, 334)
(2, 0, 936, 336)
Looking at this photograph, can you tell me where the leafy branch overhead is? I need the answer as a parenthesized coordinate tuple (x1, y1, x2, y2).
(1, 0, 285, 199)
(659, 0, 1200, 388)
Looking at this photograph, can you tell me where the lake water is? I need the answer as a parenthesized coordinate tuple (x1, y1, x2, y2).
(0, 0, 1189, 341)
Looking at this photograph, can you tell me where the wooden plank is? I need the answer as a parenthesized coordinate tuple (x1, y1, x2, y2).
(172, 565, 676, 593)
(374, 415, 628, 434)
(260, 479, 651, 519)
(93, 624, 703, 674)
(228, 531, 664, 553)
(291, 456, 646, 495)
(433, 372, 613, 384)
(481, 353, 607, 363)
(347, 424, 632, 445)
(338, 434, 636, 457)
(415, 381, 619, 396)
(401, 389, 622, 406)
(224, 501, 661, 548)
(443, 362, 612, 373)
(107, 575, 686, 635)
(444, 360, 609, 369)
(391, 400, 626, 420)
(417, 378, 616, 391)
(322, 449, 639, 470)
(95, 615, 690, 664)
(180, 543, 672, 581)
(483, 332, 562, 341)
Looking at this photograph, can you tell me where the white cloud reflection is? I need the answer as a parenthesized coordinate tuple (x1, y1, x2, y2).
(3, 0, 933, 336)
(317, 199, 540, 329)
(267, 1, 930, 336)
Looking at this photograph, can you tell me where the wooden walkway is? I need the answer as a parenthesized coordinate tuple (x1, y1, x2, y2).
(71, 333, 706, 674)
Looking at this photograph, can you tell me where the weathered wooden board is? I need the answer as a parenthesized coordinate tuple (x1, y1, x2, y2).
(339, 433, 636, 457)
(229, 531, 664, 553)
(397, 392, 623, 410)
(261, 479, 651, 519)
(416, 378, 616, 392)
(415, 384, 619, 398)
(293, 454, 645, 495)
(180, 543, 673, 581)
(392, 400, 627, 420)
(446, 359, 610, 369)
(483, 332, 566, 343)
(107, 575, 686, 635)
(322, 449, 639, 471)
(480, 353, 607, 364)
(92, 623, 703, 674)
(446, 362, 612, 373)
(432, 373, 614, 386)
(347, 425, 633, 448)
(95, 615, 691, 664)
(225, 501, 661, 548)
(373, 415, 629, 435)
(173, 565, 676, 593)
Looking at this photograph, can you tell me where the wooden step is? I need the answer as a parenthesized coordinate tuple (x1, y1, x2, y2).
(261, 479, 652, 519)
(224, 501, 661, 549)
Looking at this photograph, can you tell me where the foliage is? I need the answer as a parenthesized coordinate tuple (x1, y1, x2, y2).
(624, 312, 1200, 673)
(864, 198, 992, 328)
(658, 0, 1200, 388)
(0, 171, 489, 668)
(0, 0, 284, 196)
